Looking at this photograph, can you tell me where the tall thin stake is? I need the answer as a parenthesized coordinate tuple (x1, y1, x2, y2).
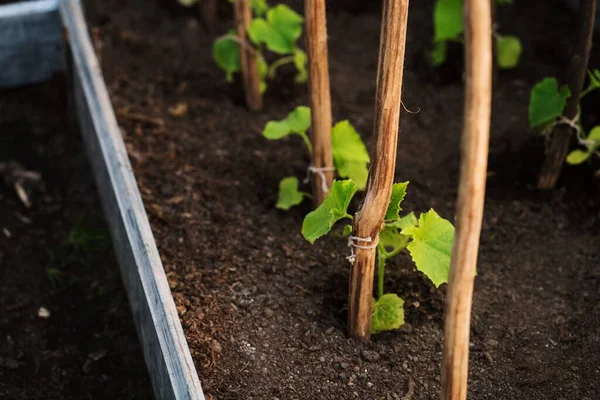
(441, 0, 492, 399)
(537, 0, 596, 189)
(234, 0, 262, 111)
(348, 0, 409, 340)
(305, 0, 334, 206)
(203, 0, 218, 34)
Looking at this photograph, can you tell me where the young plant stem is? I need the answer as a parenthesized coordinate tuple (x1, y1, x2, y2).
(202, 0, 218, 33)
(377, 253, 386, 299)
(348, 0, 409, 340)
(267, 55, 295, 78)
(537, 0, 596, 189)
(441, 0, 492, 399)
(234, 0, 263, 111)
(305, 0, 334, 206)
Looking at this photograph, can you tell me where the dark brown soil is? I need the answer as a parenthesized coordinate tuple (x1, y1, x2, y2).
(84, 0, 600, 399)
(0, 80, 153, 399)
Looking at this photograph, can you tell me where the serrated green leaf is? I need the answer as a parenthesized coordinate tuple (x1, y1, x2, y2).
(286, 106, 311, 133)
(433, 0, 463, 42)
(251, 0, 269, 16)
(331, 121, 370, 189)
(384, 182, 409, 222)
(371, 294, 405, 334)
(267, 5, 303, 54)
(496, 35, 522, 69)
(302, 180, 357, 243)
(276, 177, 305, 210)
(529, 78, 571, 128)
(293, 48, 308, 83)
(431, 40, 447, 66)
(566, 149, 592, 165)
(212, 33, 241, 81)
(401, 209, 455, 287)
(249, 5, 303, 55)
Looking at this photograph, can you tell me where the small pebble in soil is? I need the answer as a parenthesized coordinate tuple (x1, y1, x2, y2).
(37, 307, 50, 318)
(361, 350, 380, 362)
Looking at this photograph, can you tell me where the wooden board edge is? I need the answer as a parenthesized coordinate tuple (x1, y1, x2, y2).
(0, 0, 63, 88)
(59, 0, 206, 399)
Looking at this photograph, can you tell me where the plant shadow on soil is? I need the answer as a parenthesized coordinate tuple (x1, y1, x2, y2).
(83, 0, 600, 399)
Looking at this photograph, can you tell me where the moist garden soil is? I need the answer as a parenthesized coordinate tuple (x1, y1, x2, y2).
(85, 0, 600, 399)
(0, 79, 153, 399)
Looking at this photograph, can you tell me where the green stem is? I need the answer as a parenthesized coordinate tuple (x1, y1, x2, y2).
(301, 191, 314, 199)
(377, 247, 387, 299)
(297, 131, 313, 155)
(267, 55, 296, 79)
(344, 214, 354, 220)
(580, 84, 598, 99)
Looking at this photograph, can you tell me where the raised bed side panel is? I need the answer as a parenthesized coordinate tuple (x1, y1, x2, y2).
(59, 1, 205, 399)
(0, 0, 63, 88)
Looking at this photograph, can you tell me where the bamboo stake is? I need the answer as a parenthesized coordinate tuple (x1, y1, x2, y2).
(537, 0, 596, 189)
(233, 0, 262, 111)
(348, 0, 409, 340)
(440, 0, 492, 398)
(305, 0, 334, 206)
(203, 0, 218, 34)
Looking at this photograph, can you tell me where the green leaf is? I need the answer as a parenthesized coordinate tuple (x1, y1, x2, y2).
(212, 32, 241, 82)
(267, 5, 304, 54)
(496, 35, 522, 69)
(276, 177, 305, 210)
(251, 0, 269, 16)
(379, 225, 410, 258)
(433, 0, 463, 42)
(588, 126, 600, 143)
(401, 209, 455, 287)
(302, 180, 357, 243)
(263, 120, 292, 139)
(331, 121, 370, 189)
(529, 78, 571, 128)
(566, 149, 591, 165)
(257, 56, 269, 93)
(293, 48, 308, 83)
(431, 40, 447, 66)
(342, 224, 353, 236)
(384, 182, 409, 221)
(286, 106, 311, 133)
(371, 294, 405, 334)
(248, 5, 304, 55)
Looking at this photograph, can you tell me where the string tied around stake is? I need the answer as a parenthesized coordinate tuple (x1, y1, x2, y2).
(544, 110, 596, 149)
(346, 235, 379, 264)
(304, 165, 336, 193)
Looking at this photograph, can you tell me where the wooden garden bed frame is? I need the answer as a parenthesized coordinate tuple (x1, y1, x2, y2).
(0, 1, 206, 398)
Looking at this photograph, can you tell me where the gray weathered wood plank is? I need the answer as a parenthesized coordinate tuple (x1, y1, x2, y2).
(59, 0, 206, 398)
(0, 0, 63, 88)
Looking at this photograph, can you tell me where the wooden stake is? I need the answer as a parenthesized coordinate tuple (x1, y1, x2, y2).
(233, 0, 262, 111)
(441, 0, 492, 399)
(348, 0, 409, 340)
(202, 0, 218, 34)
(305, 0, 334, 206)
(537, 0, 596, 189)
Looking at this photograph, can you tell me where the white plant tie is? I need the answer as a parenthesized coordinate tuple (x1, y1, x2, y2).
(346, 235, 379, 264)
(544, 110, 596, 149)
(303, 165, 336, 193)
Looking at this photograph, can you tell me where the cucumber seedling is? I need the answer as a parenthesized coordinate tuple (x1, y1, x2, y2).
(261, 106, 370, 210)
(301, 180, 455, 334)
(431, 0, 522, 69)
(212, 1, 307, 93)
(529, 70, 600, 167)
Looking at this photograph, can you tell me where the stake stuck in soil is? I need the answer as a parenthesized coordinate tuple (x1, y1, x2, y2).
(234, 0, 262, 111)
(537, 0, 596, 189)
(305, 0, 334, 205)
(348, 0, 409, 340)
(203, 0, 218, 33)
(441, 0, 492, 399)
